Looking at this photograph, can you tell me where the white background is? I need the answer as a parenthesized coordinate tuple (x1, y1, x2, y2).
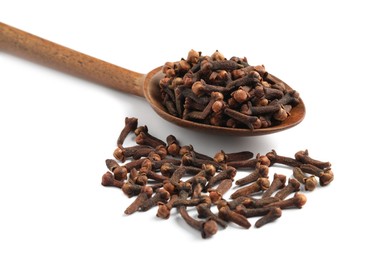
(1, 0, 371, 259)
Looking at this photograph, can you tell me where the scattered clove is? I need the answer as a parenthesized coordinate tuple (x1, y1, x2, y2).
(293, 167, 318, 191)
(262, 173, 287, 198)
(101, 116, 335, 239)
(117, 117, 138, 151)
(300, 164, 334, 186)
(138, 188, 170, 212)
(295, 150, 331, 169)
(230, 178, 270, 199)
(235, 162, 269, 186)
(255, 207, 282, 228)
(266, 192, 307, 209)
(274, 178, 301, 200)
(208, 179, 233, 204)
(124, 186, 153, 215)
(196, 203, 228, 228)
(218, 205, 251, 229)
(101, 171, 124, 188)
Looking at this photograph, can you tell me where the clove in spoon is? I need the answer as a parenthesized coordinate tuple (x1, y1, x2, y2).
(0, 22, 305, 136)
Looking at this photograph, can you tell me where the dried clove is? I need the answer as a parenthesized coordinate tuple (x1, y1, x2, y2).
(218, 205, 251, 229)
(214, 150, 254, 164)
(266, 192, 307, 209)
(178, 206, 218, 238)
(295, 149, 331, 169)
(205, 166, 236, 190)
(223, 107, 259, 129)
(191, 176, 207, 198)
(124, 186, 153, 215)
(293, 167, 318, 191)
(122, 182, 144, 198)
(250, 196, 282, 208)
(222, 197, 256, 210)
(138, 188, 170, 212)
(262, 173, 287, 198)
(101, 116, 335, 239)
(172, 196, 209, 208)
(179, 144, 214, 161)
(156, 194, 178, 219)
(255, 207, 282, 228)
(196, 203, 228, 228)
(274, 178, 301, 200)
(230, 178, 270, 199)
(235, 205, 272, 218)
(158, 50, 302, 130)
(227, 157, 259, 169)
(300, 164, 334, 186)
(177, 181, 218, 238)
(235, 162, 269, 186)
(135, 131, 167, 148)
(182, 151, 221, 170)
(101, 171, 124, 188)
(166, 135, 180, 156)
(117, 117, 138, 150)
(208, 179, 233, 204)
(266, 149, 302, 167)
(105, 159, 128, 181)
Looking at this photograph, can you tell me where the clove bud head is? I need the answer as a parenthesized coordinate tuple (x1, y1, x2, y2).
(293, 193, 307, 208)
(156, 203, 171, 219)
(201, 219, 218, 238)
(320, 170, 334, 186)
(304, 176, 318, 191)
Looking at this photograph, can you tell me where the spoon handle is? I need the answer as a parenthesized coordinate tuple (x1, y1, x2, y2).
(0, 22, 145, 97)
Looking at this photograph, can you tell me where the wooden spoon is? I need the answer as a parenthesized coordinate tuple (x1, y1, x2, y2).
(0, 22, 305, 136)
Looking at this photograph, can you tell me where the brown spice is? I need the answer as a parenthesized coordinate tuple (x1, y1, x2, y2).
(293, 167, 318, 191)
(101, 116, 334, 238)
(255, 207, 282, 228)
(158, 50, 302, 130)
(230, 178, 270, 199)
(218, 205, 251, 229)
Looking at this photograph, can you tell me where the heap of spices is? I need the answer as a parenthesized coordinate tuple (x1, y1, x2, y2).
(101, 117, 334, 239)
(159, 50, 301, 129)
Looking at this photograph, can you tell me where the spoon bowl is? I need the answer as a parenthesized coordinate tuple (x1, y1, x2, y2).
(0, 22, 305, 136)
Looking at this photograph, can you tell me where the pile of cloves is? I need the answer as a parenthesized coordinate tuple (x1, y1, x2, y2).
(159, 50, 301, 129)
(101, 117, 334, 238)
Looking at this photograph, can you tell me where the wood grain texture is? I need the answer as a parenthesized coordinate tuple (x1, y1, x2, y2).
(0, 22, 145, 97)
